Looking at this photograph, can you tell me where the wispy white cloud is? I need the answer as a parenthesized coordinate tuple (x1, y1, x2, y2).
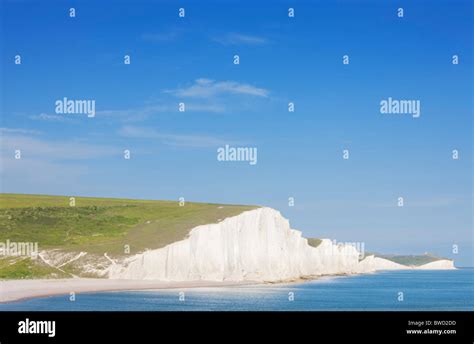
(184, 103, 226, 113)
(96, 105, 171, 121)
(165, 78, 269, 98)
(0, 156, 87, 187)
(141, 30, 182, 42)
(97, 102, 225, 121)
(1, 130, 117, 161)
(0, 129, 119, 191)
(40, 78, 267, 124)
(0, 127, 42, 135)
(214, 33, 267, 46)
(30, 113, 71, 122)
(118, 125, 238, 148)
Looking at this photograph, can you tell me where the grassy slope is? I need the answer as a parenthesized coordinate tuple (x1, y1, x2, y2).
(0, 256, 70, 279)
(369, 253, 445, 266)
(0, 194, 258, 256)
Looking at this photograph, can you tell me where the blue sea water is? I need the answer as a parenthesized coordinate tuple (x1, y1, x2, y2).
(1, 269, 472, 311)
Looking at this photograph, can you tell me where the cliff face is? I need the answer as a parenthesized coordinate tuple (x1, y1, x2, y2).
(107, 207, 454, 281)
(358, 255, 408, 270)
(415, 260, 456, 270)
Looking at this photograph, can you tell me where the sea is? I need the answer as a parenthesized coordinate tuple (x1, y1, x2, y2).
(1, 269, 472, 311)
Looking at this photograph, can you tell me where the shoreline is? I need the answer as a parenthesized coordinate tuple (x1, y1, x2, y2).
(0, 275, 344, 304)
(0, 278, 260, 304)
(0, 268, 460, 304)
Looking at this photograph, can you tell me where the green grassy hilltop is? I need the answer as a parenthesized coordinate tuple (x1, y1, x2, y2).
(0, 193, 258, 255)
(0, 193, 258, 279)
(374, 253, 444, 266)
(363, 251, 445, 266)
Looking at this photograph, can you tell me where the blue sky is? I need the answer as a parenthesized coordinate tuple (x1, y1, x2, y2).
(1, 0, 472, 265)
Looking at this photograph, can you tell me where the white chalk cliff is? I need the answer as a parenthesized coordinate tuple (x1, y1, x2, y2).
(107, 207, 455, 281)
(414, 259, 455, 270)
